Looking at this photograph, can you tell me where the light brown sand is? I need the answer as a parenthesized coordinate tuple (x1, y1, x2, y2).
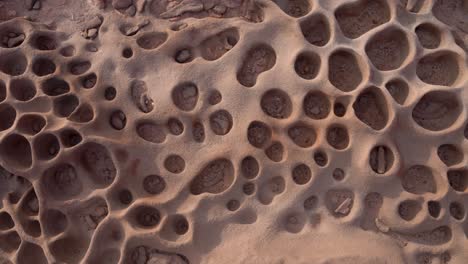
(0, 0, 467, 263)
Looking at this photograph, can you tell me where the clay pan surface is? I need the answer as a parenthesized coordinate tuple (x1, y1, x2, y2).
(0, 0, 467, 263)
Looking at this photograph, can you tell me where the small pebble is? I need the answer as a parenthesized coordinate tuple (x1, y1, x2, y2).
(32, 0, 41, 10)
(139, 19, 150, 27)
(125, 26, 139, 36)
(175, 49, 192, 63)
(113, 0, 132, 9)
(7, 34, 25, 48)
(87, 28, 98, 39)
(105, 87, 117, 101)
(125, 5, 136, 16)
(84, 16, 103, 30)
(110, 110, 126, 130)
(213, 5, 227, 15)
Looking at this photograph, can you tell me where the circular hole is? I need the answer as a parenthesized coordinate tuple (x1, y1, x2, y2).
(122, 47, 133, 58)
(60, 45, 75, 57)
(142, 175, 166, 195)
(0, 104, 16, 132)
(0, 30, 25, 48)
(303, 91, 330, 120)
(127, 80, 153, 115)
(427, 200, 441, 218)
(265, 141, 284, 162)
(189, 158, 234, 195)
(137, 122, 166, 143)
(167, 118, 184, 135)
(412, 91, 461, 131)
(353, 87, 389, 130)
(365, 28, 409, 71)
(17, 114, 45, 135)
(300, 13, 330, 45)
(242, 182, 256, 195)
(0, 212, 14, 230)
(332, 168, 345, 181)
(325, 189, 354, 217)
(437, 144, 463, 167)
(164, 155, 185, 174)
(41, 77, 70, 96)
(209, 110, 233, 135)
(134, 206, 161, 228)
(0, 51, 28, 76)
(32, 34, 59, 51)
(369, 145, 394, 174)
(32, 57, 56, 76)
(20, 190, 39, 216)
(447, 169, 468, 192)
(81, 73, 97, 89)
(53, 94, 79, 117)
(328, 49, 363, 92)
(104, 86, 117, 101)
(34, 133, 60, 160)
(260, 89, 292, 119)
(192, 121, 205, 143)
(449, 202, 465, 220)
(241, 156, 259, 179)
(287, 122, 317, 148)
(313, 151, 327, 167)
(0, 134, 32, 169)
(136, 32, 168, 50)
(69, 60, 91, 75)
(10, 78, 36, 101)
(292, 163, 312, 185)
(118, 189, 133, 205)
(23, 220, 41, 237)
(326, 125, 349, 150)
(172, 215, 189, 235)
(247, 121, 272, 148)
(109, 110, 126, 130)
(415, 23, 441, 49)
(385, 79, 409, 105)
(32, 34, 58, 50)
(333, 102, 346, 117)
(226, 199, 240, 211)
(68, 104, 94, 123)
(303, 195, 318, 210)
(294, 51, 320, 80)
(416, 51, 460, 87)
(59, 129, 82, 148)
(208, 90, 222, 105)
(284, 212, 306, 233)
(398, 200, 421, 221)
(236, 44, 276, 87)
(171, 82, 198, 111)
(401, 165, 436, 194)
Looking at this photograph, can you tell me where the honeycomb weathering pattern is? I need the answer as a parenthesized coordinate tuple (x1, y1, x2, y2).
(0, 0, 467, 263)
